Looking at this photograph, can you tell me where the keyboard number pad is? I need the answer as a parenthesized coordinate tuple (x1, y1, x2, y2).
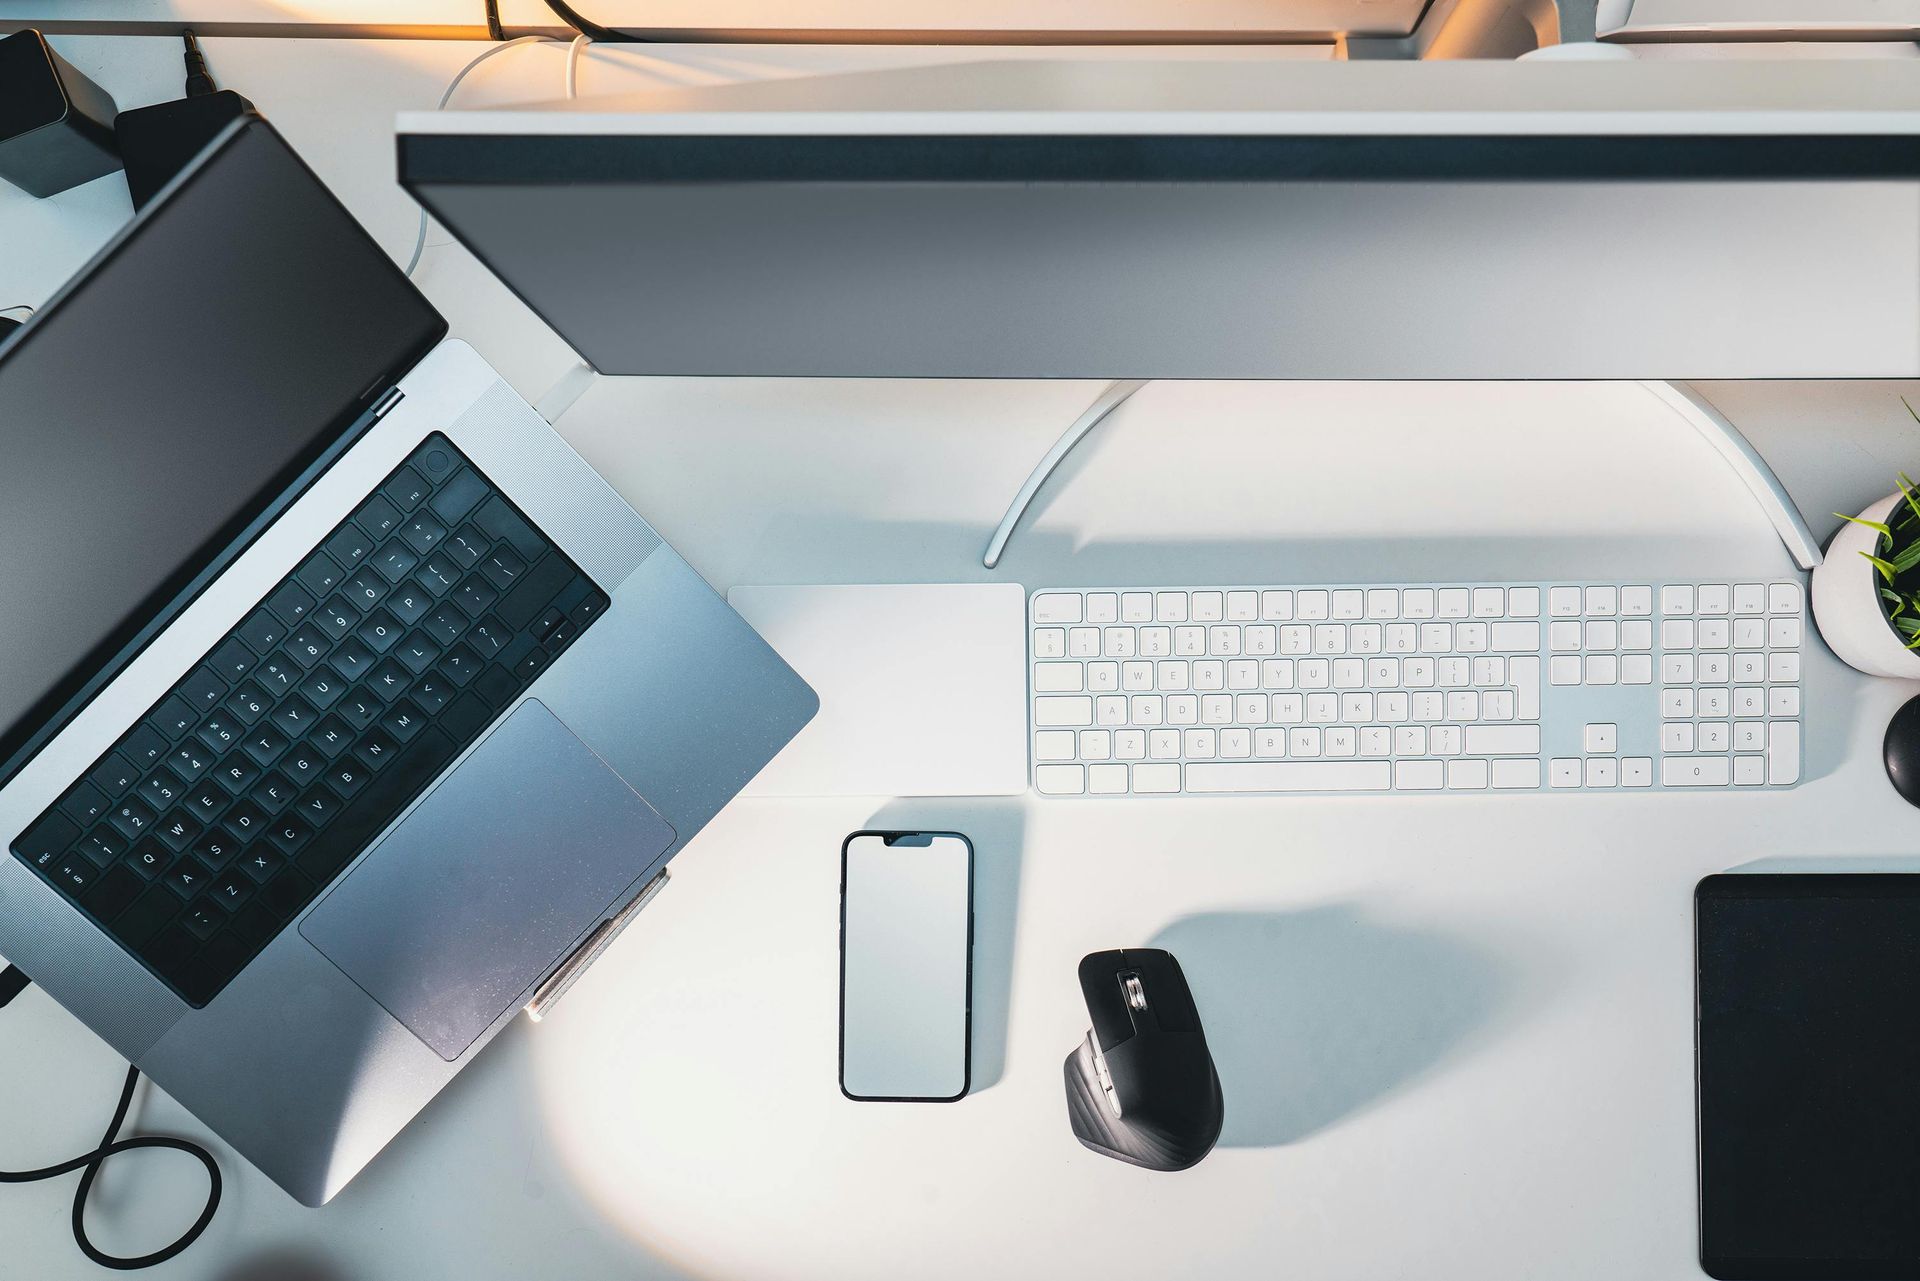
(1656, 582, 1801, 789)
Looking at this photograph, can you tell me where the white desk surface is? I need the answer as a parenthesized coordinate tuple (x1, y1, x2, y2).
(7, 33, 1920, 1281)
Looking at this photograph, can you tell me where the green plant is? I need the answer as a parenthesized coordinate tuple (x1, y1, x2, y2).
(1836, 398, 1920, 649)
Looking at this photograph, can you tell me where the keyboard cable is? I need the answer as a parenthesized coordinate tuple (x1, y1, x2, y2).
(0, 964, 222, 1271)
(983, 379, 1150, 569)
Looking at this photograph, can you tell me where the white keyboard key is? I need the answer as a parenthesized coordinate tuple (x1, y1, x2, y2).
(1697, 619, 1729, 650)
(1733, 584, 1766, 615)
(1133, 763, 1182, 793)
(1350, 624, 1383, 655)
(1157, 660, 1189, 691)
(1664, 756, 1731, 786)
(1769, 687, 1800, 717)
(1089, 763, 1130, 794)
(1103, 627, 1137, 658)
(1193, 660, 1225, 690)
(1193, 591, 1224, 622)
(1220, 728, 1252, 758)
(1446, 691, 1479, 721)
(1585, 586, 1617, 617)
(1403, 589, 1435, 618)
(1156, 592, 1189, 622)
(1492, 759, 1541, 789)
(1360, 726, 1392, 757)
(1698, 584, 1730, 616)
(1291, 728, 1323, 757)
(1429, 726, 1463, 756)
(1733, 618, 1765, 649)
(1368, 658, 1401, 687)
(1733, 721, 1765, 752)
(1733, 755, 1765, 786)
(1662, 688, 1697, 718)
(1244, 626, 1275, 656)
(1768, 617, 1801, 648)
(1034, 628, 1066, 658)
(1473, 588, 1504, 618)
(1332, 589, 1365, 620)
(1661, 619, 1696, 649)
(1088, 663, 1119, 693)
(1325, 728, 1357, 757)
(1472, 657, 1505, 687)
(1228, 660, 1258, 690)
(1379, 692, 1410, 722)
(1768, 720, 1801, 784)
(1482, 690, 1515, 720)
(1621, 620, 1653, 651)
(1237, 694, 1270, 723)
(1732, 687, 1764, 717)
(1174, 626, 1205, 656)
(1070, 627, 1100, 658)
(1148, 728, 1180, 758)
(1188, 761, 1394, 793)
(1456, 623, 1488, 654)
(1662, 654, 1696, 684)
(1271, 694, 1303, 724)
(1260, 590, 1293, 621)
(1585, 620, 1617, 651)
(1255, 729, 1287, 758)
(1079, 729, 1112, 760)
(1437, 658, 1470, 688)
(1087, 593, 1119, 624)
(1511, 657, 1540, 719)
(1732, 654, 1764, 684)
(1367, 588, 1400, 619)
(1697, 722, 1730, 752)
(1132, 695, 1164, 725)
(1036, 764, 1085, 794)
(1035, 730, 1077, 761)
(1185, 729, 1218, 759)
(1299, 660, 1331, 689)
(1114, 730, 1147, 760)
(1508, 587, 1541, 618)
(1167, 695, 1199, 725)
(1034, 662, 1083, 692)
(1201, 694, 1233, 725)
(1698, 654, 1730, 684)
(1122, 592, 1153, 622)
(1585, 757, 1617, 788)
(1227, 591, 1258, 621)
(1395, 760, 1445, 791)
(1395, 726, 1427, 755)
(1662, 722, 1696, 752)
(1314, 625, 1346, 655)
(1621, 586, 1653, 616)
(1465, 725, 1540, 755)
(1584, 723, 1617, 753)
(1661, 585, 1694, 615)
(1550, 621, 1582, 652)
(1621, 757, 1653, 787)
(1490, 621, 1540, 652)
(1421, 623, 1453, 653)
(1140, 627, 1170, 657)
(1035, 696, 1093, 726)
(1448, 759, 1490, 789)
(1343, 692, 1376, 722)
(1767, 582, 1801, 615)
(1297, 590, 1330, 621)
(1549, 758, 1581, 788)
(1698, 688, 1729, 718)
(1279, 625, 1311, 656)
(1769, 652, 1801, 683)
(1549, 587, 1582, 617)
(1438, 588, 1471, 618)
(1095, 695, 1128, 726)
(1549, 656, 1581, 686)
(1033, 593, 1083, 624)
(1123, 661, 1153, 691)
(1410, 692, 1442, 721)
(1306, 693, 1338, 723)
(1621, 655, 1653, 685)
(1262, 660, 1295, 691)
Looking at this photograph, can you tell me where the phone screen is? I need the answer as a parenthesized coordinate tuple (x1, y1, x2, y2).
(840, 831, 972, 1102)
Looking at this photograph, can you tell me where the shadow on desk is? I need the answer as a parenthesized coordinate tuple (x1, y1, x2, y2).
(865, 798, 1024, 1095)
(211, 1250, 348, 1281)
(1151, 906, 1510, 1148)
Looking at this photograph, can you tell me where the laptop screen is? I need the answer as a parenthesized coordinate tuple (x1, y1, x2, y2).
(0, 119, 445, 783)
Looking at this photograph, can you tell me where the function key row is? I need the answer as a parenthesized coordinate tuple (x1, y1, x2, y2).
(1034, 587, 1548, 627)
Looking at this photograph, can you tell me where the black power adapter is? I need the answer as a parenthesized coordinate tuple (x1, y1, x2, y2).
(114, 33, 254, 210)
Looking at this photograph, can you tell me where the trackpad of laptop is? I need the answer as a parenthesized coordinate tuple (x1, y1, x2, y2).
(300, 700, 676, 1061)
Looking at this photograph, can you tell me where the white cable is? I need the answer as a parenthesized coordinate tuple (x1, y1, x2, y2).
(405, 35, 561, 278)
(982, 380, 1149, 569)
(566, 34, 592, 100)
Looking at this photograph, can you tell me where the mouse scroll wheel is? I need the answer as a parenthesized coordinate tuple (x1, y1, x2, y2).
(1122, 974, 1149, 1011)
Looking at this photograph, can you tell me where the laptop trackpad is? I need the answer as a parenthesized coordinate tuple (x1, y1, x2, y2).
(300, 700, 676, 1061)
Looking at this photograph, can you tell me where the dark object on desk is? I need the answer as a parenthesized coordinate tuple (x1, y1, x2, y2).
(1697, 874, 1920, 1280)
(1883, 694, 1920, 808)
(0, 30, 120, 197)
(1064, 948, 1222, 1172)
(115, 33, 254, 210)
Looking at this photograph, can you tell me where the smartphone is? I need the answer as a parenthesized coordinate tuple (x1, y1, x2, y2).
(839, 830, 973, 1102)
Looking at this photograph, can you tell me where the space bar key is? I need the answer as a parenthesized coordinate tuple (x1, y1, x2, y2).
(1184, 761, 1394, 793)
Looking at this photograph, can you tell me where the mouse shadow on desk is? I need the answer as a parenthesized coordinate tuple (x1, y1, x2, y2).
(864, 797, 1024, 1095)
(1151, 907, 1510, 1148)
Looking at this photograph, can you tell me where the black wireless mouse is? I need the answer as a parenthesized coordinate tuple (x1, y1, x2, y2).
(1885, 693, 1920, 807)
(1063, 948, 1223, 1172)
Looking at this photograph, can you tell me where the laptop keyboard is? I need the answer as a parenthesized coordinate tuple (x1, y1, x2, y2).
(9, 434, 608, 1007)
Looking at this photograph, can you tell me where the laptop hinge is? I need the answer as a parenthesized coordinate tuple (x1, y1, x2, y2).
(369, 385, 405, 420)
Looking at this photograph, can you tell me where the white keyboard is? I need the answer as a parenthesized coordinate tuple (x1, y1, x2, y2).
(1025, 582, 1804, 797)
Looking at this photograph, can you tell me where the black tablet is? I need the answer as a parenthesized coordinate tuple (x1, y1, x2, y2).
(1697, 875, 1920, 1280)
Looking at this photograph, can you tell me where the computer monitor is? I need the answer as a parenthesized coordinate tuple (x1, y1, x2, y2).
(399, 57, 1920, 379)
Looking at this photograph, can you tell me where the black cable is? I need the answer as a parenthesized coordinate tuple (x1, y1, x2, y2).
(542, 0, 654, 42)
(0, 964, 28, 1009)
(0, 1041, 221, 1270)
(484, 0, 506, 41)
(181, 30, 216, 97)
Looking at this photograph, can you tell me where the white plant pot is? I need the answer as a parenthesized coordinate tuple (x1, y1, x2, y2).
(1811, 492, 1920, 678)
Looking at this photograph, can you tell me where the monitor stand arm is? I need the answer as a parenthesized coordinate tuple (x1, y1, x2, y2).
(983, 377, 1822, 574)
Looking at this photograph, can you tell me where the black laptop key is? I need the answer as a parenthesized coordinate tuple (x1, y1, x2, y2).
(428, 467, 488, 525)
(496, 555, 577, 630)
(294, 549, 346, 600)
(9, 434, 603, 1008)
(86, 866, 143, 923)
(87, 752, 140, 799)
(58, 782, 111, 828)
(150, 695, 198, 741)
(238, 610, 286, 657)
(208, 637, 258, 684)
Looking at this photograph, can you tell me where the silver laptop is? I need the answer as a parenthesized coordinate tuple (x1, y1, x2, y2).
(0, 118, 816, 1206)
